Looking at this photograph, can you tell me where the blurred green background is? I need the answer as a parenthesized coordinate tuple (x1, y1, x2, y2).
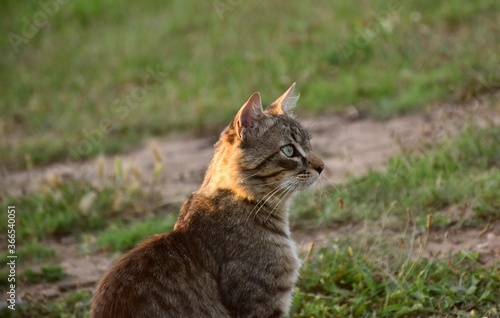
(1, 1, 500, 317)
(1, 0, 499, 170)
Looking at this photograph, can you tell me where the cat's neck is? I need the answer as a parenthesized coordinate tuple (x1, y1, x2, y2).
(194, 186, 294, 235)
(198, 142, 293, 214)
(198, 141, 247, 197)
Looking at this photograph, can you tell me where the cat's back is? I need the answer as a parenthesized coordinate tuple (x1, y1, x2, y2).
(90, 229, 230, 318)
(91, 190, 300, 317)
(180, 190, 302, 317)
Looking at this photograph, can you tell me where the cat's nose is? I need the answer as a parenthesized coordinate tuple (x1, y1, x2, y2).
(309, 152, 324, 174)
(314, 164, 325, 174)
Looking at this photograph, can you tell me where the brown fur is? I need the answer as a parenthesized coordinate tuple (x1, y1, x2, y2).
(91, 84, 324, 318)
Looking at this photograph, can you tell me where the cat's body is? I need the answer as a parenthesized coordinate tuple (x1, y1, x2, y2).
(91, 84, 324, 318)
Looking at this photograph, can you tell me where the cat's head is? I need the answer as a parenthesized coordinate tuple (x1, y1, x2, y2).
(204, 83, 324, 202)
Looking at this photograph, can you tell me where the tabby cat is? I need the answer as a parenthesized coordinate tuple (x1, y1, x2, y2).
(91, 83, 324, 318)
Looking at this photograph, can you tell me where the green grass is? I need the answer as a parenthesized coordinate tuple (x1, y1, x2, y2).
(3, 2, 499, 315)
(3, 123, 498, 317)
(0, 290, 92, 318)
(0, 242, 57, 289)
(5, 249, 499, 317)
(0, 264, 67, 289)
(5, 249, 498, 317)
(22, 265, 68, 286)
(287, 124, 500, 316)
(0, 241, 56, 263)
(1, 0, 500, 169)
(0, 179, 160, 241)
(292, 242, 500, 317)
(293, 125, 500, 230)
(97, 213, 178, 252)
(0, 178, 163, 290)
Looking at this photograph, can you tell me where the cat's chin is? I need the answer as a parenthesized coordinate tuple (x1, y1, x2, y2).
(294, 170, 321, 190)
(297, 178, 320, 190)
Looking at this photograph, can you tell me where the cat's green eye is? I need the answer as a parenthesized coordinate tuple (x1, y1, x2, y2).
(281, 145, 295, 157)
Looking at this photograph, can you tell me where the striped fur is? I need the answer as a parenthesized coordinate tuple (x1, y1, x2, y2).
(91, 84, 324, 318)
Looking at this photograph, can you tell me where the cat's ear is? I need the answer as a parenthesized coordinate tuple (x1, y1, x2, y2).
(235, 92, 263, 140)
(266, 83, 299, 116)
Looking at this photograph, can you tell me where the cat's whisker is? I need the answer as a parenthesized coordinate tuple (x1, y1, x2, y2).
(305, 118, 320, 131)
(265, 181, 299, 223)
(318, 184, 334, 209)
(319, 173, 344, 197)
(239, 170, 265, 182)
(247, 188, 283, 225)
(268, 182, 295, 204)
(244, 179, 286, 189)
(245, 182, 289, 225)
(251, 181, 295, 223)
(313, 177, 336, 207)
(315, 177, 331, 197)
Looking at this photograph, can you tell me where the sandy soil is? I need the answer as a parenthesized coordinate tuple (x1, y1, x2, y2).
(1, 95, 499, 301)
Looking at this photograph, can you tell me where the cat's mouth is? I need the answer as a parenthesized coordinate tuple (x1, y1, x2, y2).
(295, 170, 320, 189)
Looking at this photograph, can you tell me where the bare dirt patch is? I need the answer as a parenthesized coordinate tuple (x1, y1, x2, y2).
(293, 223, 500, 267)
(3, 95, 499, 199)
(423, 225, 500, 266)
(19, 242, 115, 300)
(2, 95, 499, 301)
